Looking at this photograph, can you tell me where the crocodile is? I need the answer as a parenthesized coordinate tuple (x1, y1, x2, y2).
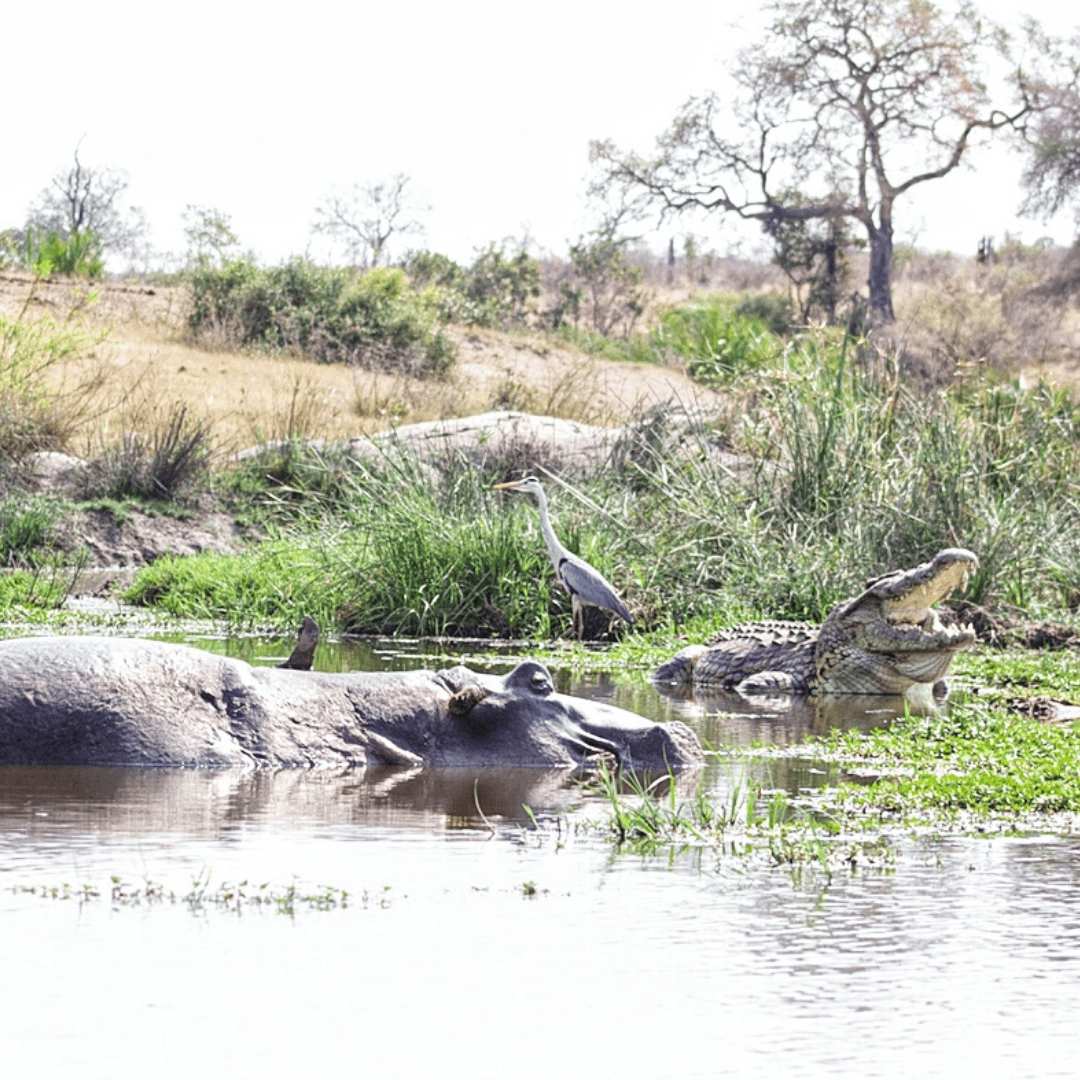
(654, 548, 979, 703)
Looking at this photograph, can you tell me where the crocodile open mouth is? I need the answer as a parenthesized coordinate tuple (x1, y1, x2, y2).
(880, 549, 977, 626)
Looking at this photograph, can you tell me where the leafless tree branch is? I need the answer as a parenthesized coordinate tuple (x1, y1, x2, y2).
(312, 173, 428, 267)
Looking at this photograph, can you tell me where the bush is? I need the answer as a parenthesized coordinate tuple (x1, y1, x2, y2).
(651, 298, 780, 382)
(546, 233, 647, 339)
(734, 293, 794, 336)
(401, 250, 464, 289)
(21, 226, 105, 279)
(402, 245, 540, 328)
(461, 245, 540, 327)
(0, 313, 108, 461)
(187, 259, 455, 378)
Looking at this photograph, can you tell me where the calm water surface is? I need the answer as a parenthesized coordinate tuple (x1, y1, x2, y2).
(2, 633, 1078, 1078)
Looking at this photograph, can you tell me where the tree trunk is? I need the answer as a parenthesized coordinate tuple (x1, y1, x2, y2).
(865, 213, 895, 326)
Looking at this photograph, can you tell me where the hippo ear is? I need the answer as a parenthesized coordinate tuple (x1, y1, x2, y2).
(438, 665, 483, 695)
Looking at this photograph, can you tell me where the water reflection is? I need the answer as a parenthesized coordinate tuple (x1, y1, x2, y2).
(0, 757, 703, 847)
(0, 763, 608, 838)
(1, 631, 1078, 1078)
(652, 682, 919, 746)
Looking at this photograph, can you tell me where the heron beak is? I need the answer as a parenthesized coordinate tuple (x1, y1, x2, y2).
(493, 480, 526, 491)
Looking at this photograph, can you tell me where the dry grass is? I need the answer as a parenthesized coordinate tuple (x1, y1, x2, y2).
(6, 248, 1078, 467)
(885, 248, 1080, 389)
(0, 274, 707, 457)
(448, 326, 705, 425)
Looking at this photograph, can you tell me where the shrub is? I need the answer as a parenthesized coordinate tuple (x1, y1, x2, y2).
(547, 232, 647, 339)
(651, 298, 780, 382)
(462, 245, 540, 327)
(401, 250, 464, 289)
(734, 293, 795, 337)
(0, 313, 108, 461)
(187, 259, 455, 378)
(21, 226, 105, 279)
(403, 245, 540, 328)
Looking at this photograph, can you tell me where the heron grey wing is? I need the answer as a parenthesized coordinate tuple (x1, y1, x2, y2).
(558, 556, 634, 624)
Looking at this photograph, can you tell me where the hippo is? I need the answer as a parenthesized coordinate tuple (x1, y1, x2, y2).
(0, 636, 703, 770)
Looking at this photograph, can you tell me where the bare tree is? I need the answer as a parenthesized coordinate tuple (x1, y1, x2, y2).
(1020, 33, 1080, 225)
(28, 143, 148, 260)
(590, 0, 1041, 327)
(312, 174, 427, 267)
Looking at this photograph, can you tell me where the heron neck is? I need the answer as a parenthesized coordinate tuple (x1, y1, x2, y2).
(532, 488, 564, 566)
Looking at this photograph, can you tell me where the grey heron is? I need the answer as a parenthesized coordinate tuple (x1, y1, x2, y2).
(494, 476, 634, 638)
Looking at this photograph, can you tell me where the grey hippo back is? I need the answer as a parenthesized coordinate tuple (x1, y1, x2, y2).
(0, 637, 703, 770)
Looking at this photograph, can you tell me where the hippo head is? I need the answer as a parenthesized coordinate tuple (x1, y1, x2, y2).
(438, 661, 703, 770)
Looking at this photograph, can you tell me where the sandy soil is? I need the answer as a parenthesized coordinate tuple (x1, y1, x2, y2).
(0, 272, 712, 456)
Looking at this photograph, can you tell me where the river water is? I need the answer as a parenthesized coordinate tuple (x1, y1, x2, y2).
(2, 634, 1078, 1078)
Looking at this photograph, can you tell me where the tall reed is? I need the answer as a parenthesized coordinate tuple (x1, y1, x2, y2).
(126, 325, 1080, 634)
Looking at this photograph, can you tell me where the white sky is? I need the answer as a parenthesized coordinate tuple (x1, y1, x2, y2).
(3, 0, 1077, 270)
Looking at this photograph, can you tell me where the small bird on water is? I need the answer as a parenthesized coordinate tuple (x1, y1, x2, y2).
(494, 475, 634, 639)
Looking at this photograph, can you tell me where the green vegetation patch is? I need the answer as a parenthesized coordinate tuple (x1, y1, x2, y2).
(816, 705, 1080, 816)
(576, 699, 1080, 877)
(100, 298, 1080, 650)
(11, 873, 354, 915)
(121, 497, 625, 640)
(18, 226, 105, 279)
(955, 647, 1080, 705)
(187, 259, 454, 377)
(0, 565, 79, 613)
(123, 537, 335, 628)
(650, 295, 783, 382)
(0, 311, 109, 462)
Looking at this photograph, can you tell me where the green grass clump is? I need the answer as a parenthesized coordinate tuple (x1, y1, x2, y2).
(123, 536, 336, 628)
(0, 563, 79, 613)
(0, 496, 65, 563)
(125, 469, 639, 638)
(0, 496, 82, 616)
